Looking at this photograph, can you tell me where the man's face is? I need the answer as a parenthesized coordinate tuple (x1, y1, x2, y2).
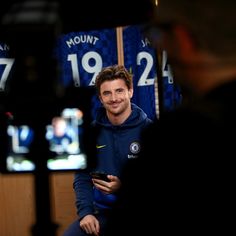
(99, 78, 133, 116)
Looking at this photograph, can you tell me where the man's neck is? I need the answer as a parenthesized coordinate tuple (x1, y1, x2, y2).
(188, 64, 236, 97)
(174, 52, 236, 97)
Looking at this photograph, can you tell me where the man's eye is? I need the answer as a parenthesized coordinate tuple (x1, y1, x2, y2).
(116, 89, 124, 93)
(103, 91, 110, 96)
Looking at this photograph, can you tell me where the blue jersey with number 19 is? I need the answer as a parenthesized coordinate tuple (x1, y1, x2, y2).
(54, 29, 118, 118)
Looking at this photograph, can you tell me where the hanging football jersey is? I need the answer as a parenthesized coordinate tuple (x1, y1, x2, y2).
(0, 41, 15, 93)
(54, 28, 118, 118)
(161, 50, 182, 112)
(123, 25, 159, 120)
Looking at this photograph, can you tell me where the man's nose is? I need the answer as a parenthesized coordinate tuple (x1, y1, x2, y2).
(110, 92, 118, 101)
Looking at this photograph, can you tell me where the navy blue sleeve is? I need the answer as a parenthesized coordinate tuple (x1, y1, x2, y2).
(73, 170, 94, 219)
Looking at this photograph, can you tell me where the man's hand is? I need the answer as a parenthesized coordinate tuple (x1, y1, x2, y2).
(80, 214, 100, 236)
(92, 175, 121, 194)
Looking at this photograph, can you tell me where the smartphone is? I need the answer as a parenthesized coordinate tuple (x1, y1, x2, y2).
(90, 171, 110, 182)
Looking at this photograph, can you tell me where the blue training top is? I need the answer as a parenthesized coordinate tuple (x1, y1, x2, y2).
(73, 103, 152, 219)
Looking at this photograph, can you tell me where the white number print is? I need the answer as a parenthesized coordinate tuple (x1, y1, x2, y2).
(68, 50, 156, 87)
(136, 51, 156, 86)
(0, 58, 15, 91)
(162, 50, 173, 84)
(67, 51, 102, 87)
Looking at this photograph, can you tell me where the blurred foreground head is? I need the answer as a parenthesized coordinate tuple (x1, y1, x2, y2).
(154, 0, 236, 56)
(151, 0, 236, 96)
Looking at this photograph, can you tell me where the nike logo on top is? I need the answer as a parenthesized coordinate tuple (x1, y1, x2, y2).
(96, 145, 106, 149)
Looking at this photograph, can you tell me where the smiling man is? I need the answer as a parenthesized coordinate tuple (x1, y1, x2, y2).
(62, 64, 153, 236)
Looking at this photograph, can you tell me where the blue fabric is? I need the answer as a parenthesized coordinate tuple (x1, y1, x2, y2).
(62, 210, 110, 236)
(123, 25, 159, 120)
(73, 103, 153, 219)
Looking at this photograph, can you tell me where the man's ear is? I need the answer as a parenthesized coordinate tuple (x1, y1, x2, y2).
(173, 25, 196, 57)
(98, 95, 103, 104)
(129, 88, 134, 99)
